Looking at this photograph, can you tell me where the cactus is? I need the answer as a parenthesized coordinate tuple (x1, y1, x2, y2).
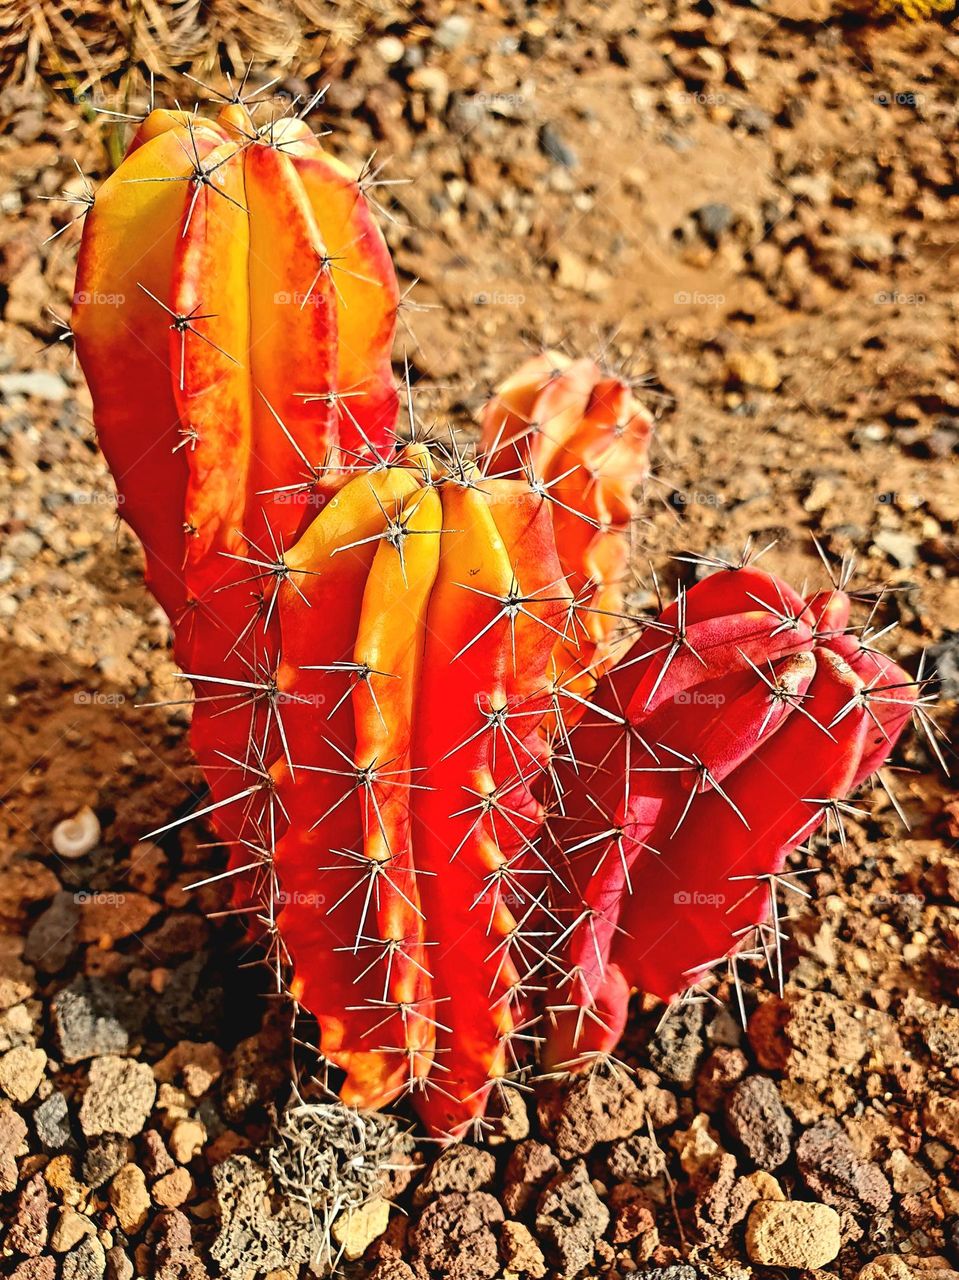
(72, 100, 582, 1136)
(73, 100, 399, 624)
(479, 351, 653, 704)
(71, 103, 583, 1135)
(71, 98, 927, 1142)
(189, 444, 570, 1137)
(72, 100, 400, 868)
(542, 565, 920, 1070)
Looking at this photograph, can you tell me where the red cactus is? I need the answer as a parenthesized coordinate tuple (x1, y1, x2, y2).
(71, 99, 925, 1143)
(480, 351, 653, 703)
(542, 565, 919, 1070)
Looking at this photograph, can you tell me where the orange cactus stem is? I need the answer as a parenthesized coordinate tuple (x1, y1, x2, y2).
(542, 564, 925, 1072)
(72, 99, 401, 881)
(479, 350, 654, 707)
(178, 445, 570, 1138)
(132, 436, 577, 1140)
(73, 101, 400, 629)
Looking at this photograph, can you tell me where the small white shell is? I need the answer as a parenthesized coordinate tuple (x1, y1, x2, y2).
(51, 806, 101, 859)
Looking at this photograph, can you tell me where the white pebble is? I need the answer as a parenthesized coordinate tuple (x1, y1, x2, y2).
(52, 806, 101, 859)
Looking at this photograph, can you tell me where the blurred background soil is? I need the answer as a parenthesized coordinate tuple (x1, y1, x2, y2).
(0, 2, 958, 1278)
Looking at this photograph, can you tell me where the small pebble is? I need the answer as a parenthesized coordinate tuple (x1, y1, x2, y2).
(873, 529, 918, 569)
(52, 977, 145, 1063)
(331, 1198, 390, 1261)
(168, 1117, 206, 1164)
(108, 1163, 151, 1234)
(8, 1171, 51, 1256)
(0, 1100, 28, 1192)
(153, 1166, 193, 1208)
(62, 1234, 107, 1280)
(375, 35, 405, 63)
(51, 1207, 96, 1253)
(105, 1247, 133, 1280)
(79, 1056, 156, 1139)
(724, 1076, 793, 1169)
(694, 202, 734, 243)
(0, 1045, 47, 1102)
(51, 806, 101, 859)
(34, 1090, 76, 1151)
(500, 1220, 546, 1278)
(0, 370, 70, 402)
(539, 123, 578, 168)
(82, 1135, 129, 1189)
(434, 14, 471, 48)
(10, 1260, 57, 1280)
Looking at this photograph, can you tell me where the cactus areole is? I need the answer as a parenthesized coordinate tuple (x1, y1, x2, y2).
(74, 103, 919, 1139)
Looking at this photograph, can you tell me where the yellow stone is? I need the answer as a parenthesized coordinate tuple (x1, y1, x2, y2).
(331, 1198, 390, 1261)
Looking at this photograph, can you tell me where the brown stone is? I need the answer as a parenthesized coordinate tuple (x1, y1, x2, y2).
(746, 1200, 841, 1268)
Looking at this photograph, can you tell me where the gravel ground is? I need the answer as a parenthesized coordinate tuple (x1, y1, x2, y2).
(1, 2, 958, 1278)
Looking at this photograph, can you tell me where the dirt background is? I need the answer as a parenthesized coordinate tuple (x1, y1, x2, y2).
(1, 1, 958, 1278)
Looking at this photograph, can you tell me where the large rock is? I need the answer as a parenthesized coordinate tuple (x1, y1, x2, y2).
(0, 1100, 28, 1192)
(331, 1199, 390, 1262)
(649, 1002, 705, 1087)
(724, 1076, 793, 1169)
(0, 1045, 46, 1102)
(413, 1144, 495, 1207)
(412, 1192, 503, 1280)
(745, 1200, 842, 1268)
(52, 978, 145, 1063)
(503, 1140, 560, 1216)
(536, 1162, 610, 1280)
(109, 1164, 151, 1234)
(6, 1171, 51, 1256)
(537, 1069, 645, 1159)
(795, 1119, 892, 1241)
